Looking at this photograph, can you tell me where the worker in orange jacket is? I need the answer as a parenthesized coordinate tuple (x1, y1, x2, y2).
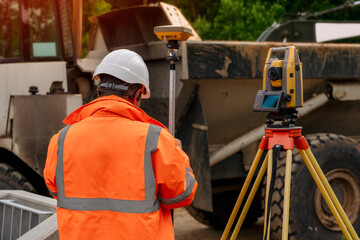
(43, 49, 198, 240)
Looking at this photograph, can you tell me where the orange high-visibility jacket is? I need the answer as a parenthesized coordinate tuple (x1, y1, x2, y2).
(43, 95, 198, 240)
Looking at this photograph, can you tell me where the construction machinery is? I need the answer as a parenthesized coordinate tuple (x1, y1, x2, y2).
(0, 0, 84, 195)
(80, 3, 360, 240)
(1, 1, 360, 239)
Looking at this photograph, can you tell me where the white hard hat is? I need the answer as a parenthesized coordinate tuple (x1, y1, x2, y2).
(93, 49, 150, 98)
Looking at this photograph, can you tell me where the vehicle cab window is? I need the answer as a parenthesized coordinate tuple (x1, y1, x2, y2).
(0, 0, 61, 62)
(28, 0, 60, 59)
(0, 0, 21, 60)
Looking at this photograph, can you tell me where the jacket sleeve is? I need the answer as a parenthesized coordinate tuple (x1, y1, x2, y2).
(43, 133, 60, 199)
(152, 129, 198, 209)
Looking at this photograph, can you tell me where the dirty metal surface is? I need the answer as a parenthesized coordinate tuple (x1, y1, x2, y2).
(186, 41, 360, 80)
(11, 95, 82, 176)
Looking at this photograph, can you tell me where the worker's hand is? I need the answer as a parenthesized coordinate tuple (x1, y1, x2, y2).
(176, 138, 182, 149)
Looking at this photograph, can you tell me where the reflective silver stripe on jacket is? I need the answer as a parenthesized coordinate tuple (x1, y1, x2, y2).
(159, 167, 196, 205)
(144, 125, 161, 201)
(56, 125, 71, 199)
(47, 186, 57, 197)
(55, 124, 162, 213)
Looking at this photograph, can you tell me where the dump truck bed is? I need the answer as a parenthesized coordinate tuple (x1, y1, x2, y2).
(178, 41, 360, 145)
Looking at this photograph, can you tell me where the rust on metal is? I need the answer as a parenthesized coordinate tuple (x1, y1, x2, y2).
(87, 3, 200, 52)
(186, 41, 360, 80)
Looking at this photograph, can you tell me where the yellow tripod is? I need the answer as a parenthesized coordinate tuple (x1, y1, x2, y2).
(221, 126, 360, 240)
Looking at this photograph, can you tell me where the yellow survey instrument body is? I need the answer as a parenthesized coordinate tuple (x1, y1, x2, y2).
(154, 25, 192, 41)
(254, 46, 303, 112)
(263, 46, 303, 109)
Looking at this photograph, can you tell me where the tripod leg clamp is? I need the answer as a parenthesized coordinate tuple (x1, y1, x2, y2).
(294, 136, 309, 150)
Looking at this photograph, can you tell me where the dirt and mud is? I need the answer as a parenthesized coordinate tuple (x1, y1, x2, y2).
(174, 208, 263, 240)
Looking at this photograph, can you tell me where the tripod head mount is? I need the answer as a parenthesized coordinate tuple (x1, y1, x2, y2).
(265, 109, 299, 128)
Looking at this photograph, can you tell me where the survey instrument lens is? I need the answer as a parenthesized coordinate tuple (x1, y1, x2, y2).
(268, 67, 282, 81)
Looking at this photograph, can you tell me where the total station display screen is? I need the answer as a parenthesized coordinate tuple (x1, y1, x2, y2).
(262, 95, 280, 108)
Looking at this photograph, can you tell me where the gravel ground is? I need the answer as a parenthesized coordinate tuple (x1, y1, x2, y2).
(174, 208, 263, 240)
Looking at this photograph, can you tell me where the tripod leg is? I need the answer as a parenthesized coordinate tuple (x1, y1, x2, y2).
(298, 149, 354, 240)
(263, 149, 273, 240)
(229, 154, 269, 240)
(221, 149, 267, 240)
(304, 148, 360, 240)
(282, 150, 293, 240)
(262, 145, 282, 240)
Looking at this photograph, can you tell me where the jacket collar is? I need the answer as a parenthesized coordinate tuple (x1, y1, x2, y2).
(63, 95, 166, 129)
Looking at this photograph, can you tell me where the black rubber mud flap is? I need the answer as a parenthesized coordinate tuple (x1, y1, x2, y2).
(176, 91, 213, 212)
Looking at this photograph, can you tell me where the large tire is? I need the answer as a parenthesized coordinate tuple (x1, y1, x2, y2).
(187, 189, 262, 229)
(270, 133, 360, 240)
(0, 162, 36, 192)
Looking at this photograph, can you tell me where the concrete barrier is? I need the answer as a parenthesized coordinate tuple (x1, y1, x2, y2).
(0, 190, 58, 240)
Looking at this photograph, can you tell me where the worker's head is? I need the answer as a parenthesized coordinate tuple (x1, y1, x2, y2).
(93, 49, 150, 107)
